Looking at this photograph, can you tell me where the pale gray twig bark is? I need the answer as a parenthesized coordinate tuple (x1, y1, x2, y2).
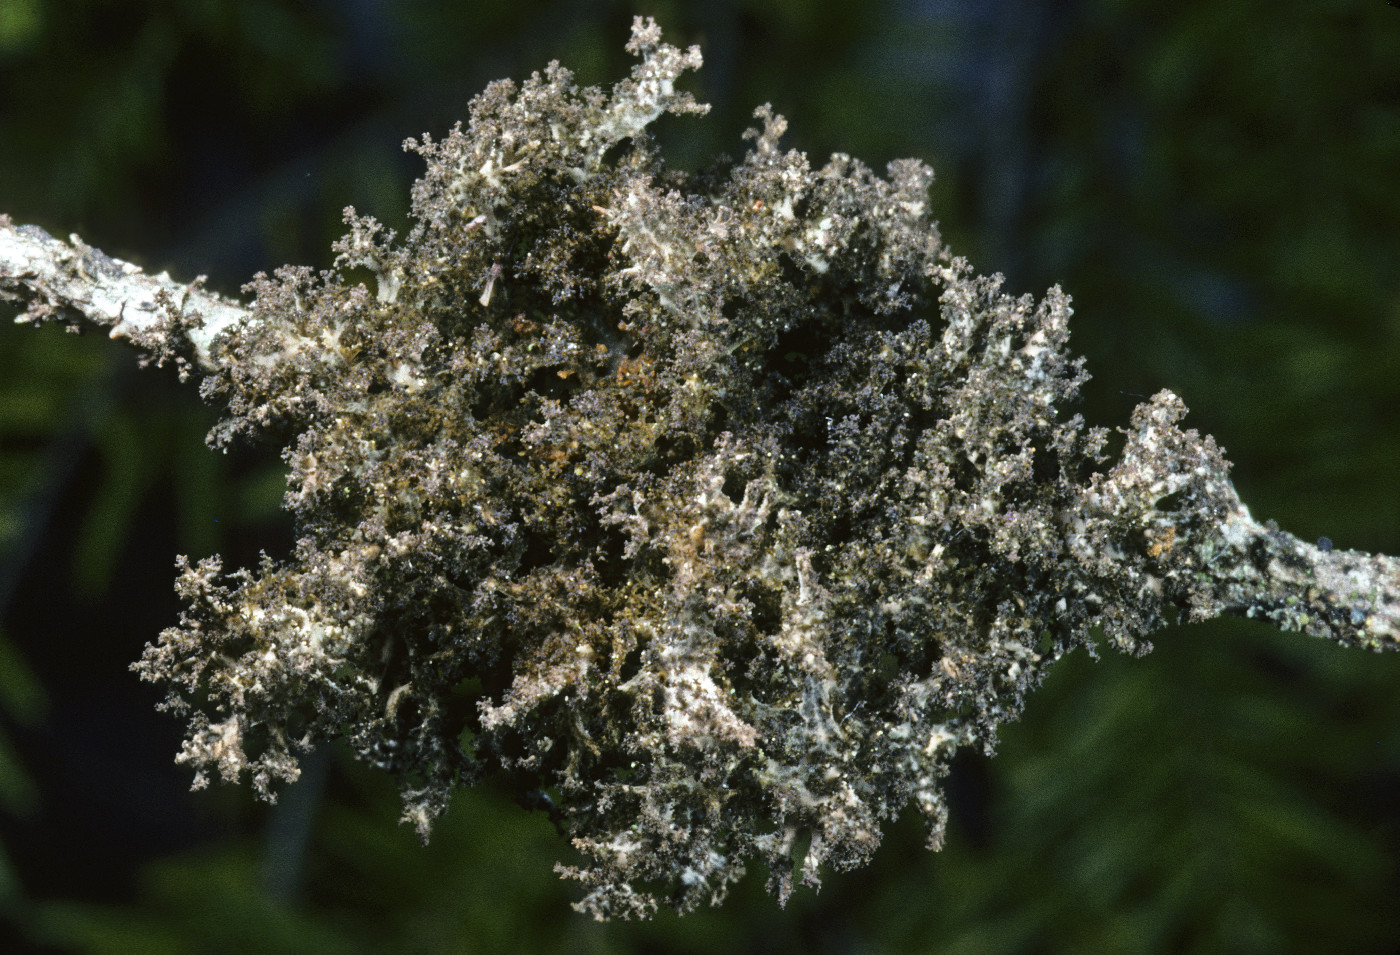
(0, 215, 248, 374)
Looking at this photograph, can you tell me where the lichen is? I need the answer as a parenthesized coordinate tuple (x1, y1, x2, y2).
(124, 18, 1400, 920)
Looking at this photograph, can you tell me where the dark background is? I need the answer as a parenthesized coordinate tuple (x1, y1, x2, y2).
(2, 1, 1400, 951)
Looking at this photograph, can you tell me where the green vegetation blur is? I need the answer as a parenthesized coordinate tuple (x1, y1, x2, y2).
(1, 0, 1398, 952)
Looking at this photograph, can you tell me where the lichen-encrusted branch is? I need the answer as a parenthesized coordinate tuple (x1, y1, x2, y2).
(1059, 388, 1400, 651)
(1214, 511, 1400, 650)
(7, 17, 1399, 921)
(1, 215, 248, 374)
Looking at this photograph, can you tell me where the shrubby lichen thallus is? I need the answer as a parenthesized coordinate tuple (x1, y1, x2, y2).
(123, 18, 1400, 920)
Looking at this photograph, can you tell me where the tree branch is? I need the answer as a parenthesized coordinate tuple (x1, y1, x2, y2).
(0, 214, 248, 375)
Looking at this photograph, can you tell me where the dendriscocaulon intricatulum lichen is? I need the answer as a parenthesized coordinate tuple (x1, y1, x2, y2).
(4, 17, 1400, 921)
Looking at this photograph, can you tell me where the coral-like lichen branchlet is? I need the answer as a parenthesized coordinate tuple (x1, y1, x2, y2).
(6, 18, 1399, 921)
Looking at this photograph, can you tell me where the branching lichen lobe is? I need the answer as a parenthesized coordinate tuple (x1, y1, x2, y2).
(121, 18, 1400, 920)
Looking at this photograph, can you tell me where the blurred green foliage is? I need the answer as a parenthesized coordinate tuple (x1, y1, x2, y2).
(2, 0, 1399, 952)
(0, 626, 45, 910)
